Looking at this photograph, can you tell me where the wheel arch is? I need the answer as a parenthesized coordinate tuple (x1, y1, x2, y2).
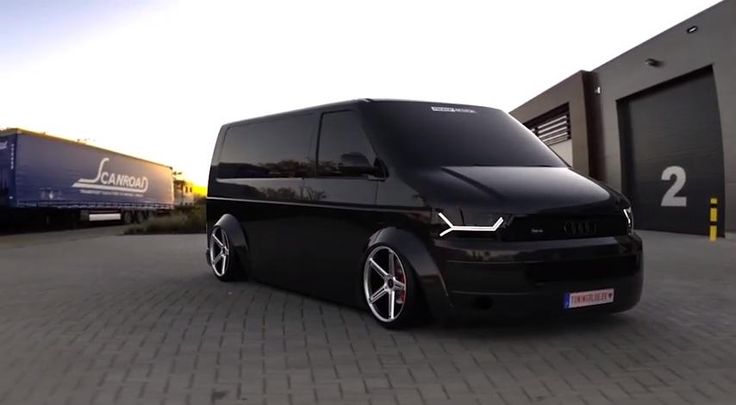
(364, 227, 453, 322)
(207, 213, 250, 271)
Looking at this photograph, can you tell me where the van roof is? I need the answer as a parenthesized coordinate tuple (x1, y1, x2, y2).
(223, 99, 370, 128)
(222, 99, 498, 128)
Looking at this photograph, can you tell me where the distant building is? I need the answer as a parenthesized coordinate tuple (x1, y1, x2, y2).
(511, 0, 735, 236)
(173, 179, 195, 207)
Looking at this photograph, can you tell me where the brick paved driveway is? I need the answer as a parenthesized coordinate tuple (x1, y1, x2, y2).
(0, 230, 734, 405)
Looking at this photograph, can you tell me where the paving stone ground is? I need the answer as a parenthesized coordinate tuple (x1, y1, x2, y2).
(0, 229, 734, 405)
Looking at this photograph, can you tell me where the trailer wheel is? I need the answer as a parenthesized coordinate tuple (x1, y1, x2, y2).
(134, 211, 146, 224)
(122, 211, 134, 225)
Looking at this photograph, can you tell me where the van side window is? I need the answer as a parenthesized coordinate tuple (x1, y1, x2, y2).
(218, 115, 314, 178)
(317, 111, 378, 177)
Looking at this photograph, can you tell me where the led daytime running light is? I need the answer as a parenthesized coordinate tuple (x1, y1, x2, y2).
(438, 212, 504, 237)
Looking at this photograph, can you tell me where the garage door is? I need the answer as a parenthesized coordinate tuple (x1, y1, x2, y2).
(619, 68, 724, 235)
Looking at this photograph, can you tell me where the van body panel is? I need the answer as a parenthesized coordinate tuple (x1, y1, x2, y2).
(397, 166, 624, 215)
(298, 177, 380, 302)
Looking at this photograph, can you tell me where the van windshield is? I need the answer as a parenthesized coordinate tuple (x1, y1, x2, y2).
(363, 102, 566, 168)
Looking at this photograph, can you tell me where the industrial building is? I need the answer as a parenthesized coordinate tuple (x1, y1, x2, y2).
(173, 178, 196, 207)
(511, 0, 735, 236)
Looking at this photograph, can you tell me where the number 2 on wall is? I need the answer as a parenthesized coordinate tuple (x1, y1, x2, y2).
(661, 166, 687, 207)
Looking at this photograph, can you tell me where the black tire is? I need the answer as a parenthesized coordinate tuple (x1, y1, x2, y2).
(362, 245, 426, 329)
(122, 211, 133, 225)
(208, 226, 243, 282)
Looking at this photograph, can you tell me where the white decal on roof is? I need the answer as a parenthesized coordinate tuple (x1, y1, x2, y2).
(430, 106, 476, 114)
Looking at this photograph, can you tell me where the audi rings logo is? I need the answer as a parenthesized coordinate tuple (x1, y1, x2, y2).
(563, 220, 597, 237)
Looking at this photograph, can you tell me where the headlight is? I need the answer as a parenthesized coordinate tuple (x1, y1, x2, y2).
(623, 207, 634, 234)
(437, 211, 504, 237)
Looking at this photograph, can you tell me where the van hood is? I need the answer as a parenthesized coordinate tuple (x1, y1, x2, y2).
(404, 166, 625, 214)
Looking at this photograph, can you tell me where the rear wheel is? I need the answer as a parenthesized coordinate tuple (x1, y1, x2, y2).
(122, 211, 133, 225)
(208, 226, 242, 282)
(363, 245, 424, 329)
(134, 211, 146, 224)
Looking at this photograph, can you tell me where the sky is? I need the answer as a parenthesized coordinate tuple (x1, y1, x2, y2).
(0, 0, 722, 186)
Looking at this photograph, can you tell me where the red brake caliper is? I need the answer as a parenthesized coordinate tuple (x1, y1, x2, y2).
(395, 256, 407, 304)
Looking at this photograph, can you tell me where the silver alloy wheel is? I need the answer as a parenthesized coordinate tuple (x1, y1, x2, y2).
(363, 246, 408, 323)
(209, 227, 230, 277)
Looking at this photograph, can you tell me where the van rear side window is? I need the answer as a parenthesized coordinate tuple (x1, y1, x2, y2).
(317, 111, 376, 177)
(218, 115, 314, 178)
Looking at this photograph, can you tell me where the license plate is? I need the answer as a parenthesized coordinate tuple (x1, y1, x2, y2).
(564, 288, 614, 309)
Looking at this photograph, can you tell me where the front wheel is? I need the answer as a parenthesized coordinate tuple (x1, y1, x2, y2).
(363, 245, 425, 329)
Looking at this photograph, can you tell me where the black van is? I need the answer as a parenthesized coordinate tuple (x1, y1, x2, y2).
(206, 99, 642, 328)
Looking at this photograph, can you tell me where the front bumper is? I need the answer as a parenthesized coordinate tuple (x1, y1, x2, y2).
(430, 234, 643, 318)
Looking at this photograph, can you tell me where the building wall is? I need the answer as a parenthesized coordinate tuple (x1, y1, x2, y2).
(592, 0, 735, 190)
(510, 71, 592, 176)
(511, 0, 736, 231)
(550, 139, 573, 165)
(593, 0, 735, 230)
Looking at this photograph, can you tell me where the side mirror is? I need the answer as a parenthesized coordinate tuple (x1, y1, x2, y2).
(339, 152, 378, 176)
